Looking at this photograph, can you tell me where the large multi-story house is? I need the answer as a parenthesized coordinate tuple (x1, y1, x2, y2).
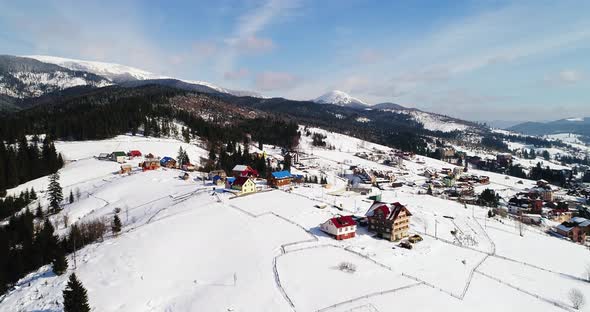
(366, 201, 412, 241)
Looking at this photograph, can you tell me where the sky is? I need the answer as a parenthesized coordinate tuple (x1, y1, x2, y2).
(1, 0, 589, 122)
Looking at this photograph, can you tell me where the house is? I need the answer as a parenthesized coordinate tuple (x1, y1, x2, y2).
(556, 223, 587, 243)
(366, 201, 412, 241)
(181, 163, 195, 171)
(212, 175, 225, 186)
(320, 216, 357, 240)
(120, 164, 132, 174)
(231, 177, 257, 195)
(208, 170, 227, 180)
(496, 153, 512, 167)
(537, 179, 549, 187)
(268, 170, 293, 187)
(140, 159, 160, 171)
(443, 175, 455, 187)
(160, 157, 177, 168)
(97, 153, 110, 160)
(111, 151, 127, 163)
(232, 165, 258, 178)
(128, 150, 142, 157)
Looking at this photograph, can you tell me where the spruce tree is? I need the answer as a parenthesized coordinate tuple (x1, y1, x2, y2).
(30, 187, 37, 200)
(63, 273, 91, 312)
(48, 173, 63, 213)
(69, 190, 74, 204)
(112, 214, 122, 234)
(52, 246, 68, 275)
(35, 202, 44, 219)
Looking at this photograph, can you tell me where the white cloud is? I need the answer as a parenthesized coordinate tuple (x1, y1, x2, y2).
(255, 71, 300, 91)
(225, 36, 274, 54)
(224, 68, 250, 80)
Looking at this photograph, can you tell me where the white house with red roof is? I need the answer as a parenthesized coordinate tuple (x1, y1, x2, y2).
(320, 215, 357, 240)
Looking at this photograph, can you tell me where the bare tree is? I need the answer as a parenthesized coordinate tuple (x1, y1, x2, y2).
(569, 288, 585, 310)
(586, 263, 590, 283)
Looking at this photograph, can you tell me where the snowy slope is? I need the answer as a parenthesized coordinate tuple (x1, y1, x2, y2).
(1, 130, 589, 312)
(26, 55, 261, 97)
(313, 90, 368, 108)
(0, 55, 110, 99)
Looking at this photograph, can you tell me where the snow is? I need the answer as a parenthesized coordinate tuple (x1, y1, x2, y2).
(2, 129, 589, 312)
(380, 109, 470, 132)
(0, 70, 110, 98)
(314, 90, 367, 107)
(25, 55, 261, 97)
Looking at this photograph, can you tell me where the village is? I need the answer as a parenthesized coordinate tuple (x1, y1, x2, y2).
(94, 131, 590, 250)
(2, 129, 589, 312)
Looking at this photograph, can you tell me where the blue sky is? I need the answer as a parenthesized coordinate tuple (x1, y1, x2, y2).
(1, 0, 589, 121)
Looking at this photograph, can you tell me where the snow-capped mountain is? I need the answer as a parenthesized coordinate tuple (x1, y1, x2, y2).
(26, 55, 261, 98)
(0, 55, 110, 100)
(313, 90, 368, 108)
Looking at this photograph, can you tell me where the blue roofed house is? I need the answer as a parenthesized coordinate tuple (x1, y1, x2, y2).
(268, 170, 293, 187)
(160, 156, 177, 168)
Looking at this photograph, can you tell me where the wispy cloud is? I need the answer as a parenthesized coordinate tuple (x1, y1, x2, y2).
(544, 69, 584, 86)
(255, 71, 300, 91)
(224, 68, 250, 80)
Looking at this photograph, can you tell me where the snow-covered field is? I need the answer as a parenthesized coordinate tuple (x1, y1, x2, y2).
(1, 132, 589, 312)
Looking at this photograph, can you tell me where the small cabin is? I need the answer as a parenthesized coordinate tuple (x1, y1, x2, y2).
(120, 164, 133, 174)
(209, 170, 227, 180)
(160, 157, 177, 168)
(128, 150, 142, 157)
(141, 159, 160, 171)
(111, 151, 127, 163)
(232, 165, 258, 178)
(181, 163, 195, 172)
(97, 153, 110, 160)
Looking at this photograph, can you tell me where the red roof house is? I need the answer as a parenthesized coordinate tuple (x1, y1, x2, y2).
(128, 150, 142, 157)
(232, 165, 259, 178)
(320, 215, 357, 240)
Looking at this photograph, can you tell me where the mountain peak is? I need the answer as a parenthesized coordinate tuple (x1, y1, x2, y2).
(313, 90, 367, 107)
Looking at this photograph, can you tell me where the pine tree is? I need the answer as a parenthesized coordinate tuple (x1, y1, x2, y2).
(69, 190, 74, 204)
(30, 187, 37, 200)
(48, 173, 63, 213)
(63, 273, 91, 312)
(35, 202, 44, 219)
(112, 214, 122, 234)
(52, 246, 68, 275)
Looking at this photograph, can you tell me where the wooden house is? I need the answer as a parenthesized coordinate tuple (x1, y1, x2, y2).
(208, 170, 227, 180)
(120, 164, 132, 174)
(268, 170, 292, 187)
(128, 150, 142, 157)
(556, 223, 587, 243)
(97, 153, 110, 160)
(181, 163, 195, 171)
(232, 165, 258, 178)
(141, 159, 160, 171)
(231, 177, 257, 195)
(160, 157, 177, 168)
(320, 216, 356, 240)
(111, 151, 127, 163)
(366, 201, 412, 241)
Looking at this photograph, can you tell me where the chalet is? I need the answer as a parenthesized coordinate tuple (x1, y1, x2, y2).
(232, 165, 258, 178)
(97, 153, 110, 160)
(128, 150, 142, 157)
(556, 223, 587, 243)
(231, 177, 257, 195)
(320, 216, 357, 240)
(208, 170, 227, 180)
(140, 159, 160, 171)
(268, 171, 293, 187)
(366, 201, 412, 241)
(160, 157, 177, 168)
(120, 164, 132, 174)
(111, 151, 127, 163)
(181, 163, 195, 171)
